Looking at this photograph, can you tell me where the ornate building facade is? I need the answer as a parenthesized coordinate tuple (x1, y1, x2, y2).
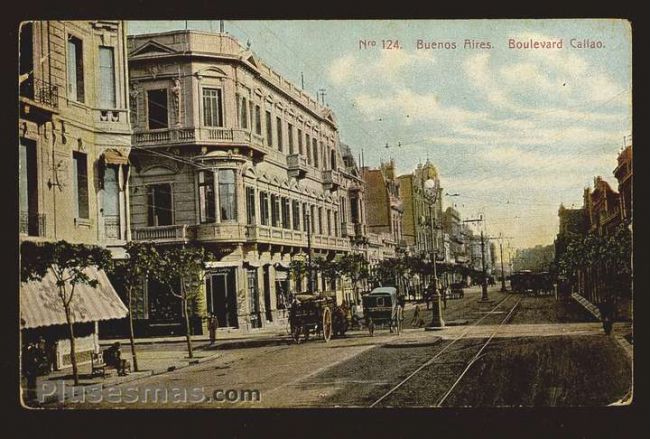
(19, 20, 131, 366)
(126, 30, 368, 333)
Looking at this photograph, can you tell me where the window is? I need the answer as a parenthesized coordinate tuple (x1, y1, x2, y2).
(292, 200, 300, 231)
(72, 152, 89, 219)
(246, 187, 256, 225)
(265, 111, 273, 147)
(327, 209, 331, 235)
(19, 139, 39, 236)
(282, 197, 291, 229)
(288, 123, 294, 154)
(276, 117, 283, 152)
(271, 194, 280, 227)
(310, 205, 316, 234)
(350, 195, 359, 223)
(147, 183, 173, 226)
(99, 46, 116, 108)
(318, 207, 323, 235)
(203, 88, 223, 127)
(67, 36, 84, 102)
(331, 148, 337, 170)
(334, 212, 339, 236)
(340, 196, 347, 223)
(298, 128, 303, 155)
(218, 169, 237, 221)
(306, 134, 312, 164)
(198, 171, 216, 223)
(147, 89, 168, 129)
(20, 23, 34, 99)
(240, 97, 249, 129)
(254, 105, 262, 135)
(259, 191, 269, 225)
(302, 203, 308, 232)
(312, 139, 319, 168)
(103, 166, 120, 238)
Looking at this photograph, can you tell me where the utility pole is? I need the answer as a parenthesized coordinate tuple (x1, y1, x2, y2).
(480, 230, 488, 301)
(499, 234, 507, 292)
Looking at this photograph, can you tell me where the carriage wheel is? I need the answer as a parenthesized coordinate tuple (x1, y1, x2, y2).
(322, 308, 333, 342)
(368, 319, 374, 337)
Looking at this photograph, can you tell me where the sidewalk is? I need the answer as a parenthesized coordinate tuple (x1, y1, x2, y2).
(26, 329, 296, 407)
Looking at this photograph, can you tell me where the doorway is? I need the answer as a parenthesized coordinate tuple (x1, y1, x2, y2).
(206, 268, 238, 328)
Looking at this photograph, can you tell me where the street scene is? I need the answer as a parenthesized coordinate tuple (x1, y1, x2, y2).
(19, 19, 632, 409)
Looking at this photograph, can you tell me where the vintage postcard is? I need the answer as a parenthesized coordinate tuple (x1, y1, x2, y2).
(19, 19, 632, 409)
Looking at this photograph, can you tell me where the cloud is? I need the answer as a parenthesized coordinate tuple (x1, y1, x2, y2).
(328, 50, 435, 86)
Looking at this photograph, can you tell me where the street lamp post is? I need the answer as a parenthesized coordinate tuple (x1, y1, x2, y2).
(425, 179, 444, 329)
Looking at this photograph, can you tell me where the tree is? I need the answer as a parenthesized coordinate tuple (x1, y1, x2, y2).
(109, 242, 161, 372)
(157, 246, 210, 359)
(289, 258, 308, 293)
(338, 253, 369, 302)
(20, 241, 113, 385)
(314, 257, 341, 292)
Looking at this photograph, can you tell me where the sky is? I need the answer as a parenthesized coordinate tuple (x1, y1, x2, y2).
(128, 20, 632, 252)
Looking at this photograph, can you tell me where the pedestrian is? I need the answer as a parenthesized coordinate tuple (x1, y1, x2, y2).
(411, 305, 422, 327)
(208, 314, 218, 345)
(598, 299, 615, 335)
(22, 342, 39, 405)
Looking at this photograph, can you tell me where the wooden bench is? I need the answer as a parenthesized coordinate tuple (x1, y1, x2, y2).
(91, 350, 132, 377)
(91, 351, 107, 377)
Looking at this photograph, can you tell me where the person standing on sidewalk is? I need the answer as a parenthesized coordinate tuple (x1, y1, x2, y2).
(208, 314, 218, 345)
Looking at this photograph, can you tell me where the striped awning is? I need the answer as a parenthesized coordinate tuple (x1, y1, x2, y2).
(20, 266, 128, 329)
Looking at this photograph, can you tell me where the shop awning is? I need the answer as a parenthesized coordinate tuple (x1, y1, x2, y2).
(20, 267, 128, 329)
(101, 149, 129, 166)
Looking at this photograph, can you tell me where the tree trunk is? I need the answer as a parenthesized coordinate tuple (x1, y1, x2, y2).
(63, 303, 79, 386)
(184, 297, 193, 359)
(127, 287, 139, 372)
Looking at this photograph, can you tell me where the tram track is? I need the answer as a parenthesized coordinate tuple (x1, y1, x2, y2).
(369, 294, 522, 408)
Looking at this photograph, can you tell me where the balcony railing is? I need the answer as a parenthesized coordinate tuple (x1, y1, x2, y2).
(20, 78, 59, 110)
(287, 154, 308, 179)
(132, 224, 189, 243)
(322, 170, 342, 192)
(104, 215, 121, 240)
(134, 127, 256, 146)
(245, 224, 348, 250)
(340, 222, 355, 237)
(19, 212, 46, 237)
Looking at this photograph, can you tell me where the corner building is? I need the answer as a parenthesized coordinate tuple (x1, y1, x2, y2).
(127, 31, 366, 333)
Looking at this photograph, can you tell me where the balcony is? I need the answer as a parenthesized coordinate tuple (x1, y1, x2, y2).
(322, 170, 342, 192)
(245, 224, 349, 251)
(133, 127, 267, 159)
(340, 222, 355, 237)
(20, 78, 59, 121)
(287, 154, 308, 179)
(132, 224, 191, 244)
(19, 212, 46, 237)
(192, 222, 247, 243)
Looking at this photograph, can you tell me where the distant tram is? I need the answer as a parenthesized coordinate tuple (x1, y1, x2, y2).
(509, 271, 554, 295)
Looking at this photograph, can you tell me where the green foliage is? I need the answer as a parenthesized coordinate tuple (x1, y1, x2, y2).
(157, 245, 211, 302)
(289, 258, 308, 289)
(338, 253, 369, 287)
(110, 242, 161, 291)
(21, 240, 113, 290)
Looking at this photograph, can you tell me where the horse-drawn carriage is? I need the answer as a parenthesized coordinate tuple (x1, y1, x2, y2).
(362, 287, 403, 336)
(288, 294, 348, 343)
